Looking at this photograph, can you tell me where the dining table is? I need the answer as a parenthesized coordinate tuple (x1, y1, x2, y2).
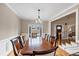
(20, 37, 54, 55)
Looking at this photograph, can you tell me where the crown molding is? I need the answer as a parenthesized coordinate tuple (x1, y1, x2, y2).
(50, 4, 79, 22)
(5, 3, 18, 16)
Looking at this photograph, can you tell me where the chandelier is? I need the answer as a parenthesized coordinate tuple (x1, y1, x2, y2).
(35, 9, 42, 23)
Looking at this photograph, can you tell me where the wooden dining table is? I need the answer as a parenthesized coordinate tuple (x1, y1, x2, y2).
(20, 38, 54, 55)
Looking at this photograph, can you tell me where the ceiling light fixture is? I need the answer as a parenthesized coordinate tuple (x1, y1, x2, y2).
(35, 9, 42, 23)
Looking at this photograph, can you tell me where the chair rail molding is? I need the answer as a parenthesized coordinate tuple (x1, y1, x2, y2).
(0, 35, 19, 56)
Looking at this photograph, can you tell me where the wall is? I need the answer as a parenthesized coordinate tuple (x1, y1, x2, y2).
(21, 20, 35, 33)
(0, 4, 21, 55)
(0, 4, 21, 40)
(51, 12, 76, 36)
(21, 20, 49, 34)
(42, 21, 49, 34)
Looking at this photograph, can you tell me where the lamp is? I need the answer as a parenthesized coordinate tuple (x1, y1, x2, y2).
(35, 9, 42, 23)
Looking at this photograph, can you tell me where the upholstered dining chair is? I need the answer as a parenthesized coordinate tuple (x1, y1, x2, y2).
(10, 37, 22, 56)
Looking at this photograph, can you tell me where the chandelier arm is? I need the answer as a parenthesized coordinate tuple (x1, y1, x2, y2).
(35, 9, 42, 23)
(38, 9, 40, 19)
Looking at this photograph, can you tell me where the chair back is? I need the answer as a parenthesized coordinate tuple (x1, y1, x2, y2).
(20, 35, 26, 47)
(18, 36, 24, 47)
(10, 37, 22, 56)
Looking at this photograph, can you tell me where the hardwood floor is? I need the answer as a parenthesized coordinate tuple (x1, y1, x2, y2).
(56, 48, 69, 56)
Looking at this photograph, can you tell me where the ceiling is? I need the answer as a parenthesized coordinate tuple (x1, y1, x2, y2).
(7, 3, 76, 21)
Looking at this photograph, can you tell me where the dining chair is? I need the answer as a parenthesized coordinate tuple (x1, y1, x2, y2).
(44, 34, 50, 42)
(11, 37, 33, 56)
(18, 36, 24, 48)
(33, 46, 58, 56)
(10, 37, 22, 56)
(47, 34, 50, 42)
(19, 35, 26, 47)
(44, 34, 48, 40)
(50, 36, 55, 46)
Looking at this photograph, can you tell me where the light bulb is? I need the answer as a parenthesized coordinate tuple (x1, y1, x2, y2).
(35, 20, 37, 23)
(38, 19, 42, 23)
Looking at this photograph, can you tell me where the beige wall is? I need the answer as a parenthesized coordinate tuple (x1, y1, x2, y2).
(21, 20, 35, 33)
(21, 20, 49, 34)
(51, 12, 76, 35)
(42, 21, 49, 33)
(0, 4, 21, 40)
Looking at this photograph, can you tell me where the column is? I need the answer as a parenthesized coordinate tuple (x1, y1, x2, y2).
(76, 8, 79, 43)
